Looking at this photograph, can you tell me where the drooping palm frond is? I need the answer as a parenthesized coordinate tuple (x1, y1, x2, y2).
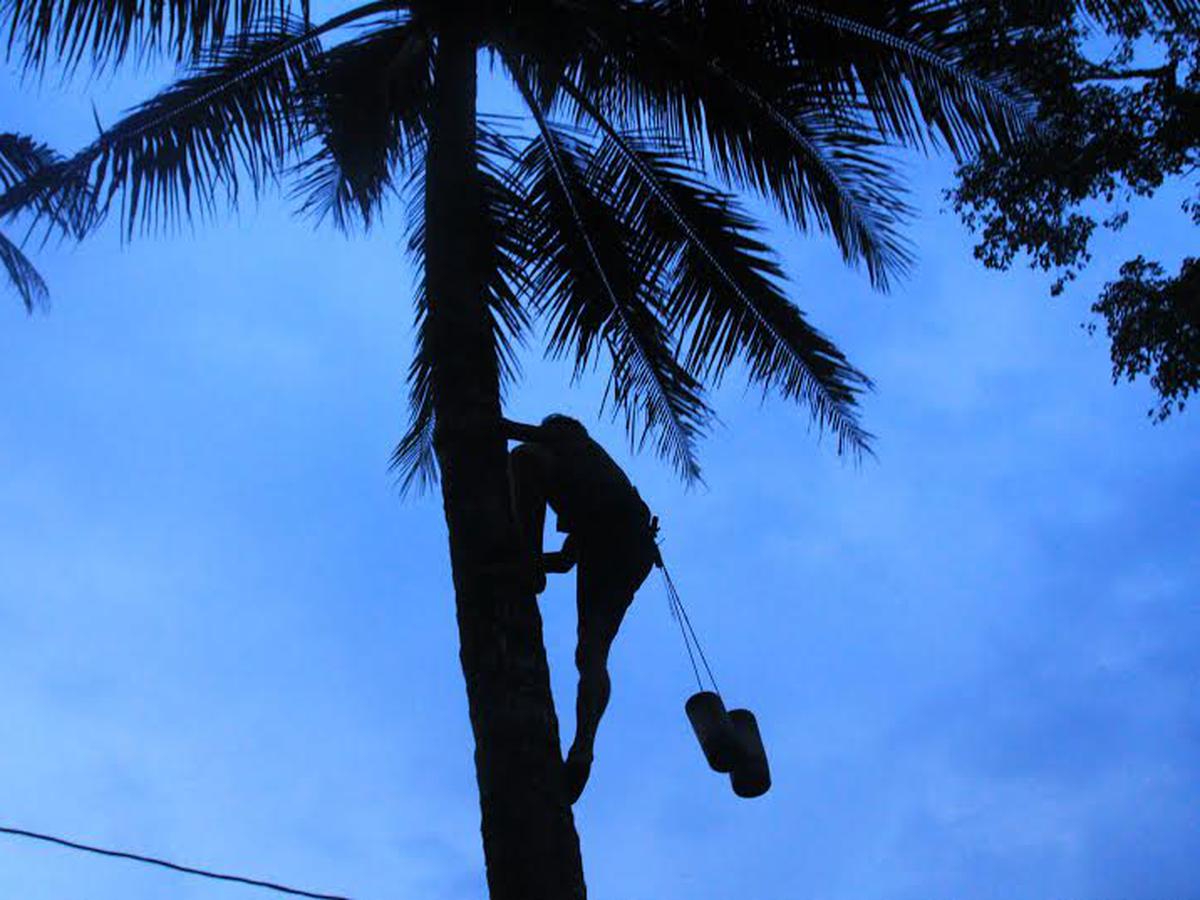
(391, 132, 533, 493)
(0, 229, 48, 311)
(0, 131, 93, 310)
(12, 5, 407, 239)
(549, 0, 1027, 156)
(775, 1, 1028, 154)
(555, 64, 913, 291)
(293, 19, 433, 230)
(503, 1, 1014, 291)
(584, 129, 874, 456)
(1075, 0, 1200, 28)
(68, 16, 321, 236)
(3, 0, 311, 69)
(0, 132, 57, 189)
(511, 65, 710, 481)
(494, 54, 873, 455)
(0, 131, 91, 238)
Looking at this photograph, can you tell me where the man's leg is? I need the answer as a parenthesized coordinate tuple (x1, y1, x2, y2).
(507, 443, 550, 592)
(563, 546, 653, 803)
(563, 600, 625, 804)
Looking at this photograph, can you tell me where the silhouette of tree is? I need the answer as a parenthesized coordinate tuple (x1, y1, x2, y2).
(3, 3, 1029, 897)
(950, 1, 1200, 421)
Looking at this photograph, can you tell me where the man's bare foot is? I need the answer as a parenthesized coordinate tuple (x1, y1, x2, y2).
(563, 745, 593, 804)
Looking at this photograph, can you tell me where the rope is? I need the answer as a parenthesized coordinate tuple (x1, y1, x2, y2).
(0, 825, 351, 900)
(662, 565, 705, 692)
(658, 556, 721, 697)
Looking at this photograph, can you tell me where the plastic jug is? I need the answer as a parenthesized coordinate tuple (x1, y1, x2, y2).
(728, 708, 771, 798)
(685, 691, 740, 773)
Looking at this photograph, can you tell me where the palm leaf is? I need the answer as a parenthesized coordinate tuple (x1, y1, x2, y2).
(87, 16, 322, 235)
(1076, 0, 1200, 28)
(0, 131, 91, 238)
(4, 0, 311, 69)
(771, 2, 1027, 151)
(0, 229, 48, 311)
(583, 128, 874, 456)
(505, 6, 919, 289)
(0, 132, 59, 190)
(510, 64, 709, 481)
(544, 0, 1027, 157)
(16, 4, 403, 238)
(551, 62, 913, 291)
(292, 19, 433, 230)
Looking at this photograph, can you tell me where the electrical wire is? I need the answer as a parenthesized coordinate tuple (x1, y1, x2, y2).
(0, 825, 352, 900)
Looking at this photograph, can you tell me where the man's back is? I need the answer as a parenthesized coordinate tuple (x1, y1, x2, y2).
(535, 421, 649, 539)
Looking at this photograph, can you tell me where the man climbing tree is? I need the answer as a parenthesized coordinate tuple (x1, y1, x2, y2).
(503, 415, 660, 804)
(3, 2, 1034, 895)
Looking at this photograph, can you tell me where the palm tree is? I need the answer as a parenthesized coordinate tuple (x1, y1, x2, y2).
(4, 1, 1035, 896)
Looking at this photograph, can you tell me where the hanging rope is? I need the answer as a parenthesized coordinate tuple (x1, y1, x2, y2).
(657, 554, 721, 697)
(662, 564, 705, 692)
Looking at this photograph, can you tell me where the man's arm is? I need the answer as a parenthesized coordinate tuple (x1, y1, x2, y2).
(501, 417, 548, 443)
(543, 534, 578, 574)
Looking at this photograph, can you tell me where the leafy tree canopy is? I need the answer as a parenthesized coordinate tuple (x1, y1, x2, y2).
(950, 0, 1200, 421)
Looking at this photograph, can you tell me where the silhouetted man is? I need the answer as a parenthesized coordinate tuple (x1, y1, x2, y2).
(502, 414, 659, 803)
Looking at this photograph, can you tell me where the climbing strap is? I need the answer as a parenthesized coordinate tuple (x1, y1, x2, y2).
(656, 550, 721, 697)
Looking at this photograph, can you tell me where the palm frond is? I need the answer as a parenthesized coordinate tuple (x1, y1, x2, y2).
(392, 266, 439, 496)
(0, 132, 58, 190)
(774, 1, 1029, 154)
(580, 126, 874, 457)
(3, 0, 310, 70)
(510, 6, 919, 288)
(292, 19, 433, 230)
(33, 16, 323, 237)
(0, 131, 90, 238)
(14, 4, 404, 238)
(0, 229, 48, 311)
(1076, 0, 1200, 28)
(554, 65, 912, 291)
(510, 62, 709, 481)
(97, 16, 321, 234)
(546, 0, 1027, 159)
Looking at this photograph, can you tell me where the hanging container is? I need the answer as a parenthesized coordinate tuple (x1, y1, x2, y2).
(685, 691, 740, 773)
(728, 708, 771, 798)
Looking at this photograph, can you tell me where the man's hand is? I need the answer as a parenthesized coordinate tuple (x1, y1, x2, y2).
(500, 417, 546, 443)
(542, 535, 578, 574)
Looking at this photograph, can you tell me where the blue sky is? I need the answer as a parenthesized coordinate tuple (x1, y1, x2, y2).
(2, 38, 1199, 900)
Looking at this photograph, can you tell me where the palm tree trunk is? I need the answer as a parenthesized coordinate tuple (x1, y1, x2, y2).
(424, 12, 588, 900)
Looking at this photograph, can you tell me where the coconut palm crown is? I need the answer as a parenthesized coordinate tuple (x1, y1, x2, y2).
(4, 0, 1033, 482)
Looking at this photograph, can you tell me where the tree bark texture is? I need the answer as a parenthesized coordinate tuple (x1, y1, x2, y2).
(424, 11, 588, 900)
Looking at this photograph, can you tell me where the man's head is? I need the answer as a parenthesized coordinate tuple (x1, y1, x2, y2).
(541, 413, 589, 439)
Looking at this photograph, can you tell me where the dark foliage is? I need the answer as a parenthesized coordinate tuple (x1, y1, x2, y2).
(0, 131, 82, 310)
(5, 0, 1031, 480)
(3, 0, 308, 69)
(950, 0, 1200, 419)
(1092, 255, 1200, 418)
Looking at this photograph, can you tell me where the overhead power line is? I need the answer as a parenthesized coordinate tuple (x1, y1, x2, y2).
(0, 824, 352, 900)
